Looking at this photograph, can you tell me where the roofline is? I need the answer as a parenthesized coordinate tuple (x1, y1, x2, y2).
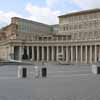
(58, 8, 100, 18)
(12, 17, 53, 27)
(1, 23, 16, 30)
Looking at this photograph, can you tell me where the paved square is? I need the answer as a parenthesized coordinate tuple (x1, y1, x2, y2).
(0, 64, 99, 100)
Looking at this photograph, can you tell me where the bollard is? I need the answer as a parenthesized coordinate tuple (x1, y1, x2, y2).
(97, 66, 100, 74)
(92, 64, 100, 74)
(18, 66, 27, 78)
(41, 67, 47, 78)
(22, 67, 27, 78)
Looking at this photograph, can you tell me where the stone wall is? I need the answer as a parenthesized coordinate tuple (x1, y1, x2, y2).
(0, 46, 8, 60)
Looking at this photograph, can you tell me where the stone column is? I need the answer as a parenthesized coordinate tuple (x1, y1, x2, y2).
(27, 46, 29, 59)
(7, 46, 14, 60)
(85, 46, 87, 63)
(81, 46, 83, 63)
(42, 46, 44, 61)
(66, 46, 68, 62)
(7, 46, 10, 60)
(37, 46, 39, 62)
(10, 46, 14, 59)
(32, 46, 34, 61)
(19, 46, 22, 60)
(47, 46, 49, 61)
(62, 46, 64, 61)
(52, 46, 54, 61)
(76, 46, 78, 63)
(11, 46, 14, 53)
(90, 45, 92, 64)
(71, 46, 73, 63)
(95, 45, 97, 63)
(56, 46, 58, 61)
(7, 46, 14, 59)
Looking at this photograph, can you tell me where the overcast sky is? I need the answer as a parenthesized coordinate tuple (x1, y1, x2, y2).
(0, 0, 100, 27)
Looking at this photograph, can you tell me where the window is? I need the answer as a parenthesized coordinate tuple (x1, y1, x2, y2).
(67, 35, 71, 40)
(63, 26, 66, 31)
(63, 36, 66, 40)
(58, 36, 62, 40)
(39, 37, 42, 41)
(48, 37, 52, 40)
(66, 25, 68, 30)
(43, 37, 47, 41)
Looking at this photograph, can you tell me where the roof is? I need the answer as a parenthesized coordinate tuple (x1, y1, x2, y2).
(58, 8, 100, 18)
(1, 23, 16, 30)
(12, 17, 51, 28)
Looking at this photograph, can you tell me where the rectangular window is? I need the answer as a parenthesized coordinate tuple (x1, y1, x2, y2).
(67, 35, 71, 40)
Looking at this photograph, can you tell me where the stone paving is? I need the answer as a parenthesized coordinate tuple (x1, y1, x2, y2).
(0, 63, 99, 100)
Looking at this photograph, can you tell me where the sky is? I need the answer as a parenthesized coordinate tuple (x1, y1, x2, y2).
(0, 0, 100, 27)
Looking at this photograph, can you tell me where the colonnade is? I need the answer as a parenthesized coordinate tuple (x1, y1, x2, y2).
(11, 45, 100, 64)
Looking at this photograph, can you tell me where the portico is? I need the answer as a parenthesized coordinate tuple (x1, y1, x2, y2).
(8, 39, 100, 64)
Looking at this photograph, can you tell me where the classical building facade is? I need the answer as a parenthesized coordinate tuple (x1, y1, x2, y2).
(0, 8, 100, 64)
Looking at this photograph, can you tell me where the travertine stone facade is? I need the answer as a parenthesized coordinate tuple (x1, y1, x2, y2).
(0, 8, 100, 64)
(59, 10, 100, 40)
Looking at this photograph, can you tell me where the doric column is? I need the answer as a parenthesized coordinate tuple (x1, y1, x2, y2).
(11, 46, 14, 54)
(27, 46, 29, 58)
(10, 46, 14, 59)
(37, 46, 39, 62)
(62, 46, 64, 61)
(42, 46, 44, 61)
(19, 46, 22, 60)
(47, 46, 49, 61)
(76, 46, 78, 63)
(52, 46, 54, 61)
(66, 46, 68, 62)
(85, 46, 87, 63)
(71, 46, 73, 63)
(81, 46, 83, 63)
(56, 46, 58, 61)
(90, 45, 92, 64)
(95, 45, 97, 63)
(7, 46, 10, 60)
(32, 46, 34, 61)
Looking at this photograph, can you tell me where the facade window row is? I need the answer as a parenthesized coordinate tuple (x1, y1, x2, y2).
(72, 31, 100, 40)
(60, 20, 100, 31)
(60, 12, 100, 23)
